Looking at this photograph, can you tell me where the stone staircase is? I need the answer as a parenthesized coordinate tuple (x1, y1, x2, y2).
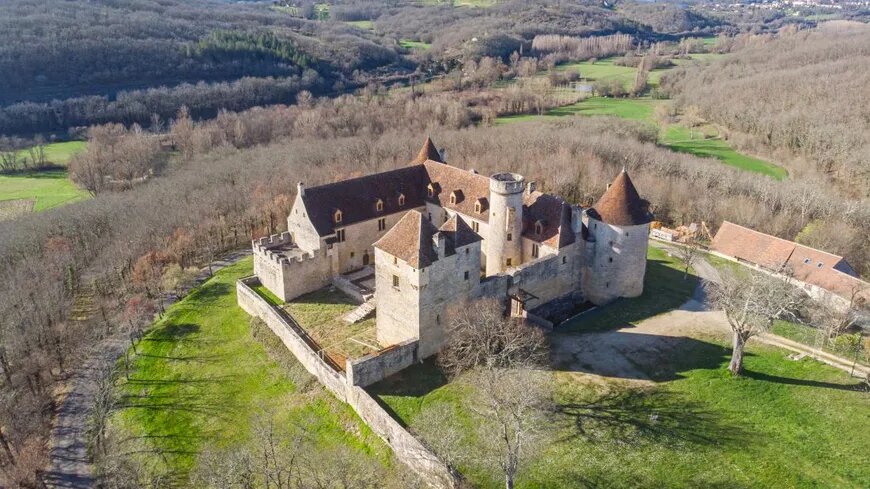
(343, 300, 376, 324)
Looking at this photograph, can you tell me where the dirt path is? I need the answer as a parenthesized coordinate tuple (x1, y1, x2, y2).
(44, 250, 251, 488)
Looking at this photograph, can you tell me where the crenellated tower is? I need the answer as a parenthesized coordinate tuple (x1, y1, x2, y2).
(485, 173, 525, 275)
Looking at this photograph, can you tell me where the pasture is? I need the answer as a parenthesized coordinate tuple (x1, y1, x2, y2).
(0, 169, 89, 214)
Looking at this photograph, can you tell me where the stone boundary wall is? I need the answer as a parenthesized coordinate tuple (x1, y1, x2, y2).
(237, 277, 347, 394)
(237, 278, 456, 488)
(346, 339, 419, 387)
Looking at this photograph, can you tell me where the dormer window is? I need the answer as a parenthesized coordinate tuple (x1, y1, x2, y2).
(333, 209, 343, 224)
(375, 199, 384, 212)
(398, 193, 406, 206)
(427, 183, 435, 198)
(450, 192, 458, 205)
(534, 220, 544, 236)
(474, 200, 482, 213)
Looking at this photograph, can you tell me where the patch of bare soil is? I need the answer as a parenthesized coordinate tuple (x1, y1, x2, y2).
(552, 309, 730, 385)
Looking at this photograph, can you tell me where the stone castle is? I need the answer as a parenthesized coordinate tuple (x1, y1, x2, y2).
(252, 137, 652, 358)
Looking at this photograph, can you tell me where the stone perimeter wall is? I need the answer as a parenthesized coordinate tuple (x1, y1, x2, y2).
(237, 278, 455, 488)
(347, 339, 420, 387)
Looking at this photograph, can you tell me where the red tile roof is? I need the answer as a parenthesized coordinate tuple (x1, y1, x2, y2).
(423, 161, 491, 220)
(588, 170, 652, 226)
(522, 191, 576, 248)
(439, 215, 482, 254)
(374, 211, 439, 268)
(711, 221, 868, 302)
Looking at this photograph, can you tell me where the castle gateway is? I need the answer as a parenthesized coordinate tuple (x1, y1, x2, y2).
(252, 137, 652, 358)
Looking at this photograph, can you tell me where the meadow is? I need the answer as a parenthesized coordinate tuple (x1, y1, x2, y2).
(108, 258, 393, 482)
(496, 54, 788, 179)
(371, 251, 870, 488)
(0, 141, 89, 214)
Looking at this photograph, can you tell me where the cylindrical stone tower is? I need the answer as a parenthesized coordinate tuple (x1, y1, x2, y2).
(486, 172, 525, 276)
(583, 169, 652, 305)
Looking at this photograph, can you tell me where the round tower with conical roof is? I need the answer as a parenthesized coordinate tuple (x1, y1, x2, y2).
(486, 172, 525, 275)
(584, 169, 652, 305)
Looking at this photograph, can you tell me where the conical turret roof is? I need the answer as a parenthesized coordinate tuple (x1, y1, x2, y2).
(412, 136, 443, 164)
(588, 170, 651, 226)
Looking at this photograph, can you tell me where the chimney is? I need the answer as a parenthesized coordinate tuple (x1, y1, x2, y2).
(526, 181, 537, 195)
(297, 182, 305, 197)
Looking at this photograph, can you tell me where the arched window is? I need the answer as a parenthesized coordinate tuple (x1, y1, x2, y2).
(534, 220, 544, 235)
(450, 192, 458, 205)
(375, 199, 384, 212)
(427, 184, 435, 198)
(334, 209, 343, 224)
(398, 193, 406, 206)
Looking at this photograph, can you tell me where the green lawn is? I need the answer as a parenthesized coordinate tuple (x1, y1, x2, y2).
(0, 169, 89, 212)
(42, 140, 87, 165)
(662, 125, 788, 179)
(400, 39, 432, 50)
(371, 247, 870, 487)
(110, 258, 391, 482)
(556, 59, 637, 89)
(345, 20, 374, 30)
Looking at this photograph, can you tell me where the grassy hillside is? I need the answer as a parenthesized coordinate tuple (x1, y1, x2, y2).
(109, 257, 392, 482)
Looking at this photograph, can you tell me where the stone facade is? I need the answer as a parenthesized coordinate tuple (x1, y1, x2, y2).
(251, 138, 652, 361)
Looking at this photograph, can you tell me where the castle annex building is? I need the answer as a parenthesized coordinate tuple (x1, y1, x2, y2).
(252, 138, 652, 358)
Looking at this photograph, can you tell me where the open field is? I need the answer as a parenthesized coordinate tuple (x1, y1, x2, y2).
(372, 251, 870, 488)
(41, 140, 87, 165)
(0, 169, 89, 213)
(663, 125, 788, 179)
(400, 39, 432, 50)
(345, 20, 374, 30)
(110, 257, 391, 482)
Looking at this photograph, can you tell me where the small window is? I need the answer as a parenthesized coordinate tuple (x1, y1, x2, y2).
(534, 221, 543, 235)
(625, 232, 629, 237)
(350, 252, 355, 258)
(817, 262, 823, 268)
(606, 282, 610, 288)
(334, 209, 343, 224)
(393, 256, 398, 265)
(378, 218, 386, 231)
(392, 275, 399, 288)
(464, 271, 469, 280)
(472, 221, 479, 233)
(398, 193, 406, 206)
(803, 258, 811, 264)
(506, 258, 513, 267)
(474, 201, 482, 213)
(532, 244, 539, 259)
(465, 248, 469, 255)
(609, 257, 613, 263)
(562, 256, 567, 264)
(375, 199, 384, 212)
(427, 184, 435, 198)
(336, 229, 346, 242)
(450, 192, 457, 205)
(436, 314, 440, 325)
(507, 233, 513, 241)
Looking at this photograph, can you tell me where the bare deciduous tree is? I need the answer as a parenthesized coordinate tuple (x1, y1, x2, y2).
(705, 269, 806, 375)
(674, 240, 701, 280)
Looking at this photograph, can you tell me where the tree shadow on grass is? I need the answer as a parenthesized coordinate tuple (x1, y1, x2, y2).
(367, 359, 448, 427)
(742, 370, 865, 391)
(183, 281, 232, 304)
(553, 333, 732, 382)
(144, 323, 200, 342)
(555, 389, 751, 450)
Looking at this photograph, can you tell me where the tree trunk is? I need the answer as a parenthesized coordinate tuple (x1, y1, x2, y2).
(505, 475, 514, 489)
(729, 332, 745, 376)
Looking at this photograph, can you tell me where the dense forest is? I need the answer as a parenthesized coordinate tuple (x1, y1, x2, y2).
(663, 23, 870, 194)
(0, 0, 732, 137)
